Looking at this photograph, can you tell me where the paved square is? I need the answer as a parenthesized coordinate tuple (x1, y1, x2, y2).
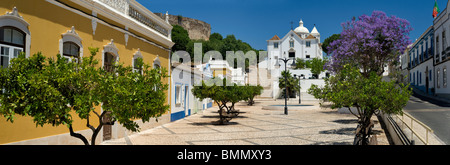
(102, 99, 389, 145)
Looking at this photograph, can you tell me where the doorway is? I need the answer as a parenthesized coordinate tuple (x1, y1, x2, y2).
(103, 52, 116, 141)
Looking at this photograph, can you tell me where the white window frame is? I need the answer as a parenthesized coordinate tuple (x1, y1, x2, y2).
(175, 85, 182, 106)
(0, 7, 31, 58)
(306, 41, 311, 47)
(153, 55, 161, 69)
(132, 48, 143, 74)
(59, 26, 83, 63)
(0, 43, 23, 68)
(102, 39, 119, 69)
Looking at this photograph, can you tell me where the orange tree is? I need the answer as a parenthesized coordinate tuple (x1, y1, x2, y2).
(0, 48, 169, 145)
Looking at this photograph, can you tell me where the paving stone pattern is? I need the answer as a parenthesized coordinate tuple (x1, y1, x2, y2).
(102, 100, 389, 145)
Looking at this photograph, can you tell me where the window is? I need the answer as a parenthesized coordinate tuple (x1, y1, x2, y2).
(133, 49, 143, 74)
(290, 41, 294, 48)
(0, 7, 31, 58)
(0, 27, 24, 68)
(417, 71, 419, 85)
(419, 72, 422, 84)
(153, 55, 161, 69)
(306, 41, 311, 47)
(0, 27, 24, 46)
(306, 55, 311, 59)
(436, 35, 440, 60)
(430, 70, 432, 81)
(443, 31, 446, 51)
(102, 39, 119, 72)
(437, 69, 440, 88)
(274, 42, 279, 49)
(133, 57, 143, 74)
(175, 85, 182, 106)
(62, 42, 80, 63)
(104, 52, 115, 72)
(60, 27, 83, 63)
(444, 67, 447, 88)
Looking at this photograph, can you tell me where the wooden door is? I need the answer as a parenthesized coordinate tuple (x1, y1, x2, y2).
(103, 52, 116, 141)
(103, 111, 112, 141)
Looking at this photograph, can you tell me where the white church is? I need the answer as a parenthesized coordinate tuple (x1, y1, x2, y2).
(258, 19, 326, 99)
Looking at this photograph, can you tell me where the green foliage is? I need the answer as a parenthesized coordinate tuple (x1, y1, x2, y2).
(98, 57, 169, 132)
(179, 30, 260, 70)
(242, 84, 263, 106)
(310, 58, 328, 76)
(294, 58, 308, 69)
(308, 64, 411, 117)
(278, 70, 300, 98)
(192, 78, 263, 123)
(322, 34, 340, 54)
(0, 49, 169, 145)
(172, 25, 191, 52)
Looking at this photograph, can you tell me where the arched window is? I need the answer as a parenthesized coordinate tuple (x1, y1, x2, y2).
(132, 49, 143, 74)
(0, 7, 30, 67)
(0, 27, 24, 68)
(60, 26, 82, 63)
(62, 41, 80, 62)
(153, 55, 161, 69)
(104, 52, 115, 73)
(102, 39, 119, 73)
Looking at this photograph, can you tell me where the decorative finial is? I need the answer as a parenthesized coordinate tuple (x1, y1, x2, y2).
(165, 11, 169, 23)
(6, 7, 22, 18)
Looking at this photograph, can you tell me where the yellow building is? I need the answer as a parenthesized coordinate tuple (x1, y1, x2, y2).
(0, 0, 174, 144)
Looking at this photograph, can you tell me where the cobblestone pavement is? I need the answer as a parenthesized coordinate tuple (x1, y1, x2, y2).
(102, 99, 389, 145)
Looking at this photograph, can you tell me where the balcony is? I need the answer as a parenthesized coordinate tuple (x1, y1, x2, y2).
(98, 0, 170, 37)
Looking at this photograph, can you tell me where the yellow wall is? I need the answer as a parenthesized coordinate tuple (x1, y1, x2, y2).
(0, 0, 171, 144)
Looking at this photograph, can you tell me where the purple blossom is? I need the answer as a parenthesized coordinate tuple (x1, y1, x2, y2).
(326, 11, 412, 76)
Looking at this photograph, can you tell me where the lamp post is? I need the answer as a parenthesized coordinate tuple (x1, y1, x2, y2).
(278, 58, 291, 115)
(294, 75, 302, 104)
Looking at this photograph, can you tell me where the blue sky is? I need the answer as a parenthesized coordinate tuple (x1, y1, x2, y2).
(137, 0, 447, 50)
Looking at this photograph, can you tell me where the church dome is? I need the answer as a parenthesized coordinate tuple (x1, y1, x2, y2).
(294, 19, 309, 34)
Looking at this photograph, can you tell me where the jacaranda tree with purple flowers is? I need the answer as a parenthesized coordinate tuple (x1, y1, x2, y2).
(327, 11, 412, 77)
(309, 11, 412, 145)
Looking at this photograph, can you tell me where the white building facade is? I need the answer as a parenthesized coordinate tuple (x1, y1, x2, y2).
(408, 26, 434, 95)
(262, 19, 325, 99)
(433, 1, 450, 99)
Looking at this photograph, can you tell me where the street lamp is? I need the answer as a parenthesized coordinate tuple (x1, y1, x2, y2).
(278, 57, 291, 115)
(294, 75, 301, 104)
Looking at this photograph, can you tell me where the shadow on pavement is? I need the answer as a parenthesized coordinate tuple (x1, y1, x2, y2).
(332, 119, 358, 124)
(311, 141, 353, 145)
(319, 128, 355, 135)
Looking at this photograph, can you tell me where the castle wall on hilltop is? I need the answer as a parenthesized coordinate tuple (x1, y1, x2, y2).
(155, 13, 211, 41)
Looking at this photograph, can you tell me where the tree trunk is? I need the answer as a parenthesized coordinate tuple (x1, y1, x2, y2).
(69, 111, 115, 145)
(354, 113, 374, 145)
(248, 97, 254, 106)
